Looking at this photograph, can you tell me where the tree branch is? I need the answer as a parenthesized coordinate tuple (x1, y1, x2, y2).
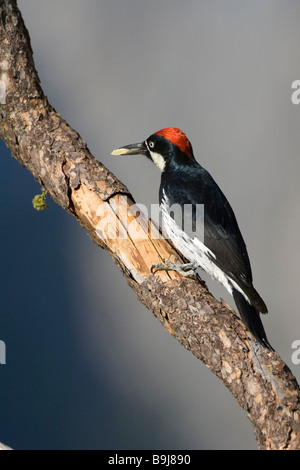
(1, 0, 300, 450)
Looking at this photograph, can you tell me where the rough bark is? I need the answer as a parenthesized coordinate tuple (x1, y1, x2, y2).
(0, 0, 300, 450)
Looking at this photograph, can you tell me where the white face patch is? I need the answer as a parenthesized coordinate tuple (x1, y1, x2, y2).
(145, 141, 166, 172)
(150, 151, 166, 172)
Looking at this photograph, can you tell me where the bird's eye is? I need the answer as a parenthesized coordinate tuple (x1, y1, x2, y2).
(148, 141, 155, 149)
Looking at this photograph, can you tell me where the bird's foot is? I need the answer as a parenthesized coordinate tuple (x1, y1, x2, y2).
(151, 259, 198, 278)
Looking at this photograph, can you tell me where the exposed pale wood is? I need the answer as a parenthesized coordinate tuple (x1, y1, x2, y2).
(71, 184, 182, 283)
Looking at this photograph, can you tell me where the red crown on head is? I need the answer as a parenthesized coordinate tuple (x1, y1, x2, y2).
(154, 128, 192, 157)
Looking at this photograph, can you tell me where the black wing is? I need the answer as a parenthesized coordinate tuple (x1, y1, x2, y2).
(160, 165, 265, 309)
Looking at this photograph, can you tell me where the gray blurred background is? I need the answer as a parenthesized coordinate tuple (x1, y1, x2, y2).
(0, 0, 299, 450)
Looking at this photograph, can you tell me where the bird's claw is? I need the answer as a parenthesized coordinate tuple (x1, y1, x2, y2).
(151, 259, 198, 278)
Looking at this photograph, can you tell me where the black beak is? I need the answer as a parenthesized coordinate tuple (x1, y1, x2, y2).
(111, 141, 148, 156)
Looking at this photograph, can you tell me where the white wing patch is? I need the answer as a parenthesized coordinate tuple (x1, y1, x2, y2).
(160, 190, 251, 303)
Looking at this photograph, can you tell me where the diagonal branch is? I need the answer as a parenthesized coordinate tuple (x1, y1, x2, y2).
(1, 0, 300, 450)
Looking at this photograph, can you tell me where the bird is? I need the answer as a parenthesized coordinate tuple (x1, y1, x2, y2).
(112, 127, 272, 349)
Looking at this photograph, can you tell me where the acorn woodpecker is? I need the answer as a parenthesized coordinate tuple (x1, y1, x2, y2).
(112, 128, 272, 349)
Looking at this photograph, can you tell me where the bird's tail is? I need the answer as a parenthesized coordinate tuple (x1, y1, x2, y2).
(232, 288, 273, 350)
